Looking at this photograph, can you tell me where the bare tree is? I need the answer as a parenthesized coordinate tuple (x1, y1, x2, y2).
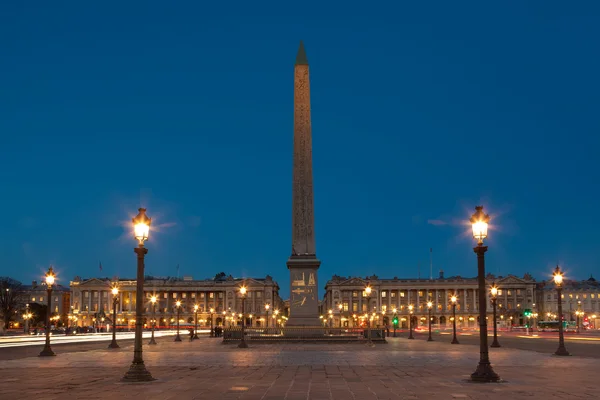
(0, 277, 25, 334)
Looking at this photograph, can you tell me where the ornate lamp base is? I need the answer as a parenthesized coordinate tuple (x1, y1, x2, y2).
(470, 363, 501, 383)
(108, 341, 120, 349)
(121, 362, 155, 382)
(39, 345, 56, 357)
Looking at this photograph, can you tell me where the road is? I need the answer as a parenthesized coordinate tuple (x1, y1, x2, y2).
(0, 329, 202, 360)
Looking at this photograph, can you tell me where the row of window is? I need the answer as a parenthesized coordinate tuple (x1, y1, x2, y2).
(343, 288, 532, 298)
(547, 293, 599, 300)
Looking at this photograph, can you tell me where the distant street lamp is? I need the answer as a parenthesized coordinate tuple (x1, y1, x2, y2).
(121, 207, 155, 382)
(39, 266, 56, 357)
(338, 303, 343, 328)
(469, 206, 500, 382)
(24, 304, 31, 334)
(149, 296, 157, 345)
(108, 286, 120, 349)
(239, 286, 248, 348)
(274, 309, 280, 328)
(408, 304, 414, 340)
(365, 286, 374, 347)
(427, 301, 433, 342)
(193, 304, 199, 339)
(392, 307, 398, 337)
(576, 301, 582, 334)
(174, 300, 182, 342)
(209, 307, 214, 337)
(451, 295, 459, 344)
(490, 285, 501, 348)
(553, 266, 570, 356)
(265, 304, 270, 328)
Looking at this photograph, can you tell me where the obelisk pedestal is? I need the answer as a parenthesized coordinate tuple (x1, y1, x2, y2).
(286, 41, 321, 327)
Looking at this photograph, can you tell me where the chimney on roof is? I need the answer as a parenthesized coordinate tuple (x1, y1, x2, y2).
(439, 270, 444, 279)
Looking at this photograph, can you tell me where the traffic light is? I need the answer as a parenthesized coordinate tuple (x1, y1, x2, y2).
(392, 315, 399, 327)
(523, 309, 532, 317)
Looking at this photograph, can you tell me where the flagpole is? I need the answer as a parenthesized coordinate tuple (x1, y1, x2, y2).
(429, 248, 433, 280)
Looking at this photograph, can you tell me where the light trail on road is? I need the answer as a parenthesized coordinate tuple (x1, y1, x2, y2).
(0, 329, 209, 349)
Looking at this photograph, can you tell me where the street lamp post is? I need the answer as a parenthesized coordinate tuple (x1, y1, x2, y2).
(209, 308, 214, 337)
(427, 301, 433, 342)
(108, 286, 120, 349)
(451, 296, 459, 344)
(39, 266, 56, 357)
(149, 296, 157, 345)
(469, 206, 500, 382)
(490, 285, 501, 348)
(392, 308, 397, 337)
(408, 304, 414, 340)
(328, 309, 333, 328)
(238, 286, 248, 348)
(553, 266, 570, 356)
(121, 207, 155, 382)
(576, 301, 582, 334)
(265, 304, 270, 328)
(174, 300, 182, 342)
(365, 286, 374, 347)
(338, 303, 343, 328)
(274, 309, 279, 328)
(193, 304, 199, 340)
(24, 304, 31, 334)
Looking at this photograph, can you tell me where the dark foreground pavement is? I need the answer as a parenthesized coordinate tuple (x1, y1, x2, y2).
(0, 336, 597, 399)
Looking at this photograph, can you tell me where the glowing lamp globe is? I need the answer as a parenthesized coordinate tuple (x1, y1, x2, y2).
(451, 296, 457, 304)
(470, 206, 490, 244)
(490, 286, 498, 297)
(365, 286, 372, 296)
(132, 208, 151, 244)
(45, 266, 56, 287)
(553, 266, 564, 286)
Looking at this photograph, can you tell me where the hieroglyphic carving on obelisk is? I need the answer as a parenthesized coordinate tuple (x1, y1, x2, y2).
(287, 41, 321, 327)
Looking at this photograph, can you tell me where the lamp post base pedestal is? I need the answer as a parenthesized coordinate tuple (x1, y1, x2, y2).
(108, 340, 120, 349)
(148, 337, 157, 345)
(193, 334, 199, 339)
(554, 346, 571, 356)
(427, 337, 433, 342)
(174, 335, 182, 342)
(39, 345, 56, 357)
(490, 340, 501, 348)
(121, 362, 155, 382)
(451, 337, 459, 344)
(238, 341, 248, 348)
(470, 363, 500, 383)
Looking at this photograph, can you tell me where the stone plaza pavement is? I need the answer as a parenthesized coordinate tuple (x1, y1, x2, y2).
(0, 337, 596, 400)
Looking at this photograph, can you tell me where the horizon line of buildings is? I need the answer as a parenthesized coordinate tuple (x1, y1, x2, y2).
(9, 270, 600, 330)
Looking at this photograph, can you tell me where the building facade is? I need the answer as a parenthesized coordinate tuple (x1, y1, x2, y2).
(322, 272, 538, 329)
(69, 274, 283, 330)
(23, 280, 71, 326)
(537, 275, 600, 327)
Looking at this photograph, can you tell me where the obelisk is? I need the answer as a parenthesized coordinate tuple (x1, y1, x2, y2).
(286, 41, 321, 327)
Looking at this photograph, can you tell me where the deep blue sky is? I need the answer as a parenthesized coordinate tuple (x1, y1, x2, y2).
(1, 2, 599, 298)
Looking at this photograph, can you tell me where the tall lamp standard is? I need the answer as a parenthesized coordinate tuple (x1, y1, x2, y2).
(264, 304, 270, 328)
(451, 295, 459, 344)
(238, 286, 248, 348)
(365, 286, 374, 347)
(553, 266, 570, 356)
(174, 300, 182, 342)
(408, 304, 414, 339)
(121, 207, 155, 382)
(108, 286, 120, 349)
(338, 303, 343, 328)
(328, 309, 333, 328)
(469, 206, 500, 382)
(39, 266, 56, 357)
(490, 285, 501, 348)
(149, 296, 157, 345)
(209, 308, 214, 337)
(427, 301, 433, 342)
(392, 308, 397, 337)
(274, 309, 279, 328)
(24, 304, 31, 334)
(576, 301, 582, 334)
(193, 305, 199, 340)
